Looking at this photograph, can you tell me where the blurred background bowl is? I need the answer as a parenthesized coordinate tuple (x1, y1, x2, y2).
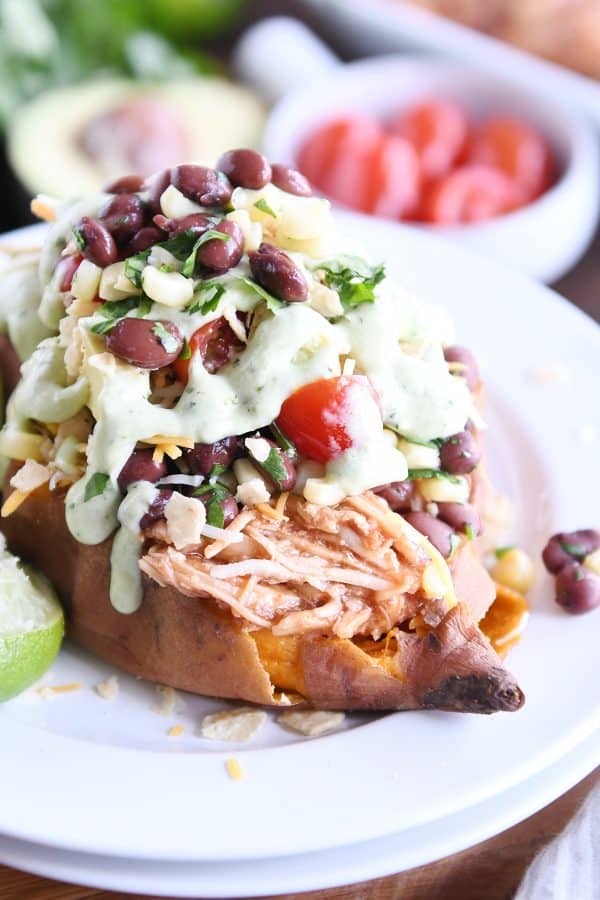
(259, 52, 600, 283)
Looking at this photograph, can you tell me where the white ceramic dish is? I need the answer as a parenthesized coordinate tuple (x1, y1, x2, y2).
(0, 732, 597, 898)
(256, 42, 600, 283)
(0, 218, 599, 863)
(305, 0, 600, 126)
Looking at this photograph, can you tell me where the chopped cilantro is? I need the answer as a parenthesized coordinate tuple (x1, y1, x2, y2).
(253, 197, 276, 218)
(90, 297, 139, 335)
(465, 523, 476, 541)
(188, 281, 226, 315)
(240, 276, 284, 312)
(449, 533, 460, 559)
(206, 498, 225, 528)
(559, 540, 588, 559)
(151, 322, 179, 354)
(137, 294, 153, 317)
(193, 481, 231, 527)
(407, 468, 461, 484)
(181, 229, 230, 278)
(124, 250, 150, 288)
(72, 226, 86, 251)
(494, 546, 514, 560)
(84, 472, 110, 501)
(179, 337, 191, 360)
(319, 256, 385, 311)
(269, 422, 297, 461)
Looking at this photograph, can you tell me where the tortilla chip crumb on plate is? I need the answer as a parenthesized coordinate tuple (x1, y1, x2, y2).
(94, 675, 119, 700)
(153, 685, 184, 717)
(225, 757, 244, 781)
(278, 710, 346, 738)
(201, 707, 267, 742)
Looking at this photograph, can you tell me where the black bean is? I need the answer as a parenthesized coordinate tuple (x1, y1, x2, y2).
(104, 174, 145, 194)
(440, 430, 481, 475)
(555, 563, 600, 614)
(172, 164, 232, 207)
(198, 491, 239, 528)
(403, 511, 455, 558)
(153, 213, 212, 237)
(437, 502, 482, 535)
(197, 220, 243, 272)
(106, 319, 184, 369)
(271, 163, 312, 196)
(122, 226, 164, 255)
(76, 217, 118, 267)
(118, 449, 167, 492)
(248, 437, 296, 491)
(373, 480, 414, 512)
(217, 149, 272, 189)
(248, 242, 308, 303)
(140, 489, 173, 529)
(444, 345, 480, 392)
(144, 169, 171, 215)
(99, 194, 145, 244)
(184, 436, 239, 476)
(542, 529, 600, 574)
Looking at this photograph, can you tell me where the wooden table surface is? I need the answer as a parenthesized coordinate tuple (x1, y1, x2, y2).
(1, 5, 600, 897)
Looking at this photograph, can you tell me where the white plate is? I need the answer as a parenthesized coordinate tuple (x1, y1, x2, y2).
(305, 0, 600, 124)
(0, 732, 597, 897)
(0, 220, 599, 862)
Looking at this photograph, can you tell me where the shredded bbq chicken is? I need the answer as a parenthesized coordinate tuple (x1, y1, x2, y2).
(140, 492, 436, 640)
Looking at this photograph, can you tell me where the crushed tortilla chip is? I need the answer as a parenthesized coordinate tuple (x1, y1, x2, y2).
(278, 709, 345, 737)
(201, 707, 267, 742)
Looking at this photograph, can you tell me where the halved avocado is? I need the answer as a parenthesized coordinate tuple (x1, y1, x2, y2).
(8, 77, 266, 199)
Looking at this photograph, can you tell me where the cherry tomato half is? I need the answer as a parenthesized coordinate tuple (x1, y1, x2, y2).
(297, 116, 421, 220)
(467, 117, 555, 202)
(392, 99, 469, 180)
(419, 164, 518, 225)
(276, 375, 380, 464)
(172, 317, 241, 383)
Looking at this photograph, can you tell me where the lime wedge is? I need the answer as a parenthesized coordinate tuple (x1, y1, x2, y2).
(0, 541, 64, 702)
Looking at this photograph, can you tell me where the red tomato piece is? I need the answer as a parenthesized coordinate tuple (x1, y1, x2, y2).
(392, 99, 469, 180)
(419, 164, 518, 225)
(58, 253, 83, 292)
(467, 117, 555, 202)
(276, 376, 380, 464)
(297, 115, 383, 212)
(172, 317, 241, 383)
(363, 134, 421, 219)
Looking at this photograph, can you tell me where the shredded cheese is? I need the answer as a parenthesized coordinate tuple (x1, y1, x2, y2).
(168, 724, 185, 737)
(225, 757, 244, 781)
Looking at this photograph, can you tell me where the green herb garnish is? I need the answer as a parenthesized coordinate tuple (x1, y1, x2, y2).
(407, 468, 461, 484)
(181, 229, 230, 278)
(465, 523, 476, 541)
(494, 546, 514, 560)
(72, 226, 86, 251)
(151, 322, 179, 354)
(179, 337, 191, 360)
(449, 533, 460, 559)
(124, 250, 150, 288)
(194, 482, 231, 528)
(137, 294, 153, 317)
(559, 540, 588, 559)
(240, 276, 284, 312)
(269, 422, 297, 461)
(188, 281, 226, 315)
(319, 256, 385, 311)
(84, 472, 110, 502)
(260, 448, 289, 488)
(90, 297, 139, 335)
(253, 197, 276, 218)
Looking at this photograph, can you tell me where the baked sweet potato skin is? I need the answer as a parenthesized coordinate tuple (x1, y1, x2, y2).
(1, 477, 524, 713)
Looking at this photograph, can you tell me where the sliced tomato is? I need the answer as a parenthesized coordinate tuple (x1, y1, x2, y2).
(172, 317, 241, 383)
(392, 99, 469, 180)
(419, 164, 518, 225)
(467, 117, 555, 202)
(58, 253, 83, 292)
(363, 134, 421, 219)
(276, 375, 380, 464)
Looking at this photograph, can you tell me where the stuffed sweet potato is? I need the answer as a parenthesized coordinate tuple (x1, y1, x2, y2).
(0, 151, 525, 713)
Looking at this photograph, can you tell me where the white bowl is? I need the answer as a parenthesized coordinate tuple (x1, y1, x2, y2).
(262, 55, 600, 283)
